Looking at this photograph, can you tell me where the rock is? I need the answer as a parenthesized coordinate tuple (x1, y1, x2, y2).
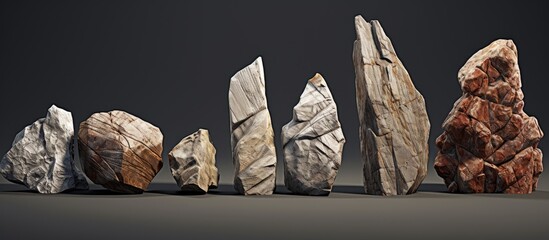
(434, 39, 543, 194)
(282, 73, 345, 196)
(168, 129, 219, 193)
(353, 15, 430, 196)
(0, 105, 88, 194)
(78, 110, 163, 193)
(229, 57, 277, 195)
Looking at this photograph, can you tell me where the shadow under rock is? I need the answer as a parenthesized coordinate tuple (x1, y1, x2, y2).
(145, 183, 240, 196)
(417, 183, 449, 193)
(330, 183, 449, 195)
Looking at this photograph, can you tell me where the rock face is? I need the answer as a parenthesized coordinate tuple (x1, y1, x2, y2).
(353, 15, 430, 196)
(168, 129, 219, 193)
(78, 110, 163, 193)
(229, 57, 277, 195)
(0, 105, 88, 193)
(435, 40, 544, 194)
(282, 73, 345, 195)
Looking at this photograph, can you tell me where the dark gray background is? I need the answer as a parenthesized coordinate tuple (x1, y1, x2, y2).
(1, 1, 548, 239)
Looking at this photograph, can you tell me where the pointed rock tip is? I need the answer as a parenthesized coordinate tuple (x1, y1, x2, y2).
(308, 73, 325, 85)
(230, 56, 264, 83)
(491, 39, 517, 54)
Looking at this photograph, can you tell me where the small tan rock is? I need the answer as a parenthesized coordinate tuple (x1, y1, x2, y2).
(168, 129, 219, 193)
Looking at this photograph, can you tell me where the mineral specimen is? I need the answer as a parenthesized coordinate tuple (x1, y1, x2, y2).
(78, 110, 163, 193)
(282, 73, 345, 195)
(168, 129, 219, 193)
(353, 15, 430, 196)
(434, 39, 543, 194)
(0, 105, 88, 193)
(229, 57, 277, 195)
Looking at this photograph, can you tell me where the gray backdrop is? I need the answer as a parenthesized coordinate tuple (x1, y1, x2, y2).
(1, 0, 547, 186)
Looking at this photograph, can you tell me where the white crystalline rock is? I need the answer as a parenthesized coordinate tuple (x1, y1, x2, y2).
(0, 105, 88, 193)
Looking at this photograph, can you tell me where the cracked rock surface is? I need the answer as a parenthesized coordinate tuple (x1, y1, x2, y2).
(168, 129, 219, 193)
(435, 39, 544, 194)
(282, 73, 345, 196)
(353, 15, 430, 196)
(229, 57, 277, 195)
(0, 105, 88, 193)
(78, 110, 163, 193)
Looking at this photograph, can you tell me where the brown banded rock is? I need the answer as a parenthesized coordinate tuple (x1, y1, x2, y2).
(353, 15, 430, 196)
(0, 105, 88, 193)
(78, 110, 163, 193)
(229, 57, 277, 195)
(434, 39, 543, 194)
(168, 129, 219, 193)
(282, 73, 345, 196)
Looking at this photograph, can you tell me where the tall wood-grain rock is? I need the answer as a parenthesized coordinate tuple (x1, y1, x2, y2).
(229, 57, 277, 195)
(353, 15, 430, 196)
(78, 110, 163, 193)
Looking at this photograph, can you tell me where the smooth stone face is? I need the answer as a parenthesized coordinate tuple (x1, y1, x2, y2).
(353, 15, 431, 196)
(78, 110, 163, 194)
(168, 129, 219, 193)
(282, 73, 345, 196)
(0, 105, 89, 194)
(434, 39, 544, 194)
(229, 57, 277, 195)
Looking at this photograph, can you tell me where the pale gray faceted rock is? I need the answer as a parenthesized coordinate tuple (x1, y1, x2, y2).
(0, 105, 88, 193)
(353, 15, 430, 196)
(282, 73, 345, 196)
(168, 129, 219, 193)
(229, 56, 277, 195)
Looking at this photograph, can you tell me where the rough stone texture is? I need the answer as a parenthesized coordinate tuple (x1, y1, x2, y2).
(282, 73, 345, 196)
(0, 105, 88, 193)
(434, 39, 544, 194)
(78, 110, 163, 194)
(168, 129, 219, 193)
(353, 15, 430, 196)
(229, 57, 277, 195)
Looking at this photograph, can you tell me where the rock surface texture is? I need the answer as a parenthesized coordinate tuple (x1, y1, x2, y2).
(168, 129, 219, 193)
(0, 105, 88, 193)
(229, 57, 277, 195)
(434, 39, 544, 194)
(353, 15, 430, 196)
(78, 110, 163, 193)
(282, 73, 345, 195)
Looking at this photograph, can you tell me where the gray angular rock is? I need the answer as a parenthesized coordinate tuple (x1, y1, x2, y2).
(168, 129, 219, 193)
(0, 105, 89, 193)
(229, 56, 277, 195)
(353, 15, 430, 196)
(282, 73, 345, 196)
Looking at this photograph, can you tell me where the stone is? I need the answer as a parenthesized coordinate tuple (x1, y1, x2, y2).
(0, 105, 88, 193)
(434, 39, 543, 194)
(168, 129, 219, 193)
(229, 56, 277, 195)
(353, 15, 431, 196)
(282, 73, 345, 196)
(78, 110, 163, 194)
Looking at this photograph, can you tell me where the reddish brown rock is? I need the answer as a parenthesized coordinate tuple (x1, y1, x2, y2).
(78, 110, 163, 193)
(435, 40, 543, 194)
